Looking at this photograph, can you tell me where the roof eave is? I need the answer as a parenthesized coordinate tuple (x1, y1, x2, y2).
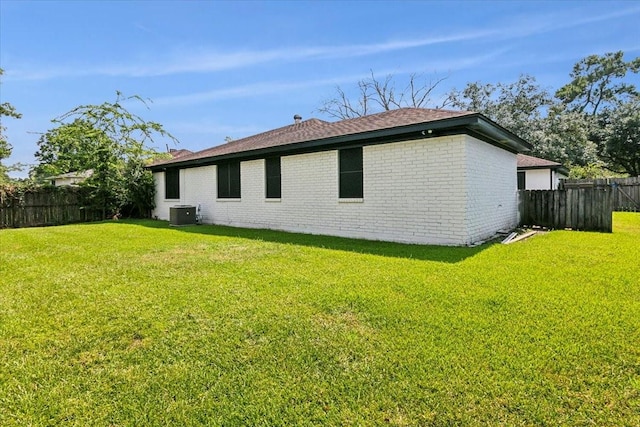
(518, 165, 569, 175)
(467, 116, 532, 153)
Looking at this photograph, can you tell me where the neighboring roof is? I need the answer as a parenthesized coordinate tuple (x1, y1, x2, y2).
(168, 148, 193, 158)
(149, 108, 532, 171)
(517, 154, 569, 175)
(148, 148, 194, 166)
(46, 170, 94, 180)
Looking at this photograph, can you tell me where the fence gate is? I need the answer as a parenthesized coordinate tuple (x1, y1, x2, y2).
(561, 177, 640, 212)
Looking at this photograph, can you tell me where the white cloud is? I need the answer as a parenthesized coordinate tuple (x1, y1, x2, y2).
(6, 29, 496, 81)
(494, 5, 640, 40)
(152, 49, 509, 108)
(167, 120, 263, 136)
(152, 76, 356, 107)
(6, 4, 638, 82)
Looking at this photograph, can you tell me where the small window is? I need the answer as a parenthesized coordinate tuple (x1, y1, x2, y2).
(339, 147, 363, 198)
(517, 171, 526, 190)
(217, 161, 241, 198)
(265, 157, 281, 199)
(165, 169, 180, 199)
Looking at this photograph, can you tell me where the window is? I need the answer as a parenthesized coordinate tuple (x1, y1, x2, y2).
(339, 147, 363, 198)
(517, 171, 526, 190)
(265, 157, 281, 199)
(217, 161, 241, 198)
(165, 169, 180, 199)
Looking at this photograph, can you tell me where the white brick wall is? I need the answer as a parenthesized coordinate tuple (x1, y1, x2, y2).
(152, 134, 519, 245)
(183, 165, 217, 222)
(153, 170, 179, 219)
(464, 136, 519, 245)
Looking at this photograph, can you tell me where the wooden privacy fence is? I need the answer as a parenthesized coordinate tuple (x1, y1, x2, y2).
(519, 176, 640, 232)
(0, 187, 102, 229)
(560, 177, 640, 212)
(519, 188, 614, 232)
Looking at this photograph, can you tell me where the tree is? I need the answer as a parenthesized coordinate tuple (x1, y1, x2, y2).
(530, 106, 599, 167)
(318, 53, 639, 177)
(34, 92, 177, 217)
(33, 119, 107, 178)
(555, 51, 640, 175)
(446, 74, 554, 152)
(318, 71, 449, 119)
(446, 73, 622, 170)
(555, 51, 640, 116)
(567, 163, 625, 179)
(596, 98, 640, 176)
(0, 68, 22, 184)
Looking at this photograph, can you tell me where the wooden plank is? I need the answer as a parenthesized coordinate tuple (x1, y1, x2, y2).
(556, 191, 564, 229)
(584, 188, 592, 230)
(605, 188, 613, 232)
(543, 191, 551, 227)
(537, 191, 545, 227)
(504, 230, 538, 244)
(596, 189, 603, 230)
(577, 189, 585, 230)
(564, 188, 576, 228)
(565, 189, 573, 229)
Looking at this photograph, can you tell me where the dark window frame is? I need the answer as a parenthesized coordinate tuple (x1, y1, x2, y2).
(217, 161, 241, 199)
(165, 169, 180, 199)
(339, 147, 363, 199)
(265, 156, 281, 199)
(517, 171, 526, 190)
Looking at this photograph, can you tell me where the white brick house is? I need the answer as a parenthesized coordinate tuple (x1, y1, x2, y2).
(149, 108, 531, 246)
(517, 154, 569, 190)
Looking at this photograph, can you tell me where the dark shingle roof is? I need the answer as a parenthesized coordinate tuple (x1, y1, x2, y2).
(517, 154, 562, 168)
(168, 149, 194, 158)
(188, 117, 332, 159)
(517, 154, 569, 175)
(150, 108, 531, 170)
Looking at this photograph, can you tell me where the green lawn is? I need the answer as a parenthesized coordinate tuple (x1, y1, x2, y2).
(1, 214, 639, 426)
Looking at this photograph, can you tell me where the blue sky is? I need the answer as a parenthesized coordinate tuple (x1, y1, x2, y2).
(1, 1, 639, 178)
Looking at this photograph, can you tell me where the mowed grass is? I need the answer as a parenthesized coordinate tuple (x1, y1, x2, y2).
(1, 214, 639, 426)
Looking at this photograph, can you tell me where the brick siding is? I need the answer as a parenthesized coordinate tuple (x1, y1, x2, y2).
(152, 134, 518, 246)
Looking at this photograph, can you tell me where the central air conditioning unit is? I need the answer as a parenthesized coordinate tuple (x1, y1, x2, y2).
(169, 205, 197, 226)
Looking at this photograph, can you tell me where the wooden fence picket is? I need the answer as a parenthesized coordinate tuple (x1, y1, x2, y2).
(0, 187, 102, 229)
(519, 187, 613, 232)
(519, 177, 639, 233)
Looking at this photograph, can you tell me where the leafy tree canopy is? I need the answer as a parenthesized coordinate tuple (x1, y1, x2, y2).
(553, 51, 640, 176)
(0, 68, 22, 184)
(446, 74, 553, 147)
(596, 98, 640, 176)
(555, 51, 640, 115)
(34, 92, 177, 217)
(320, 52, 640, 178)
(530, 107, 599, 167)
(33, 119, 109, 178)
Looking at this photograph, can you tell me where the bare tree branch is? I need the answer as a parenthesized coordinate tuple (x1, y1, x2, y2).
(407, 73, 451, 108)
(318, 71, 449, 119)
